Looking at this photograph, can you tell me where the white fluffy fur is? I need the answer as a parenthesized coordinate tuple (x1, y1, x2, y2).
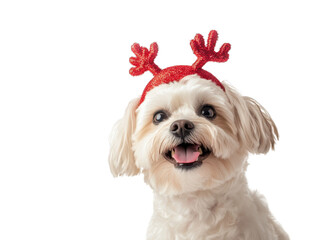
(109, 75, 289, 240)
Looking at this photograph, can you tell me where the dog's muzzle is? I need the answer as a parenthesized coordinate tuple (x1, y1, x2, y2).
(164, 120, 211, 170)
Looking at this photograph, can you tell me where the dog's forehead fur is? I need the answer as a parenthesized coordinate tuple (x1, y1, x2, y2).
(136, 74, 230, 125)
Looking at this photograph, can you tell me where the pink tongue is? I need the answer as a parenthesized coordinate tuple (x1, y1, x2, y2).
(172, 145, 200, 164)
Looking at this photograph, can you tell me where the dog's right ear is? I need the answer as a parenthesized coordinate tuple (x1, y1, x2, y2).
(108, 98, 140, 177)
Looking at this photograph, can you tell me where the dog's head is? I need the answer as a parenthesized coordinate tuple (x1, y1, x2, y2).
(108, 30, 278, 195)
(109, 75, 278, 195)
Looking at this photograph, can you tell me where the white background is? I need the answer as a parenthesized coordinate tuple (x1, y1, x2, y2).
(0, 0, 318, 239)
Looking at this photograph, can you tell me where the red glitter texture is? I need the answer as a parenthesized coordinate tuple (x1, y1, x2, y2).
(129, 30, 231, 106)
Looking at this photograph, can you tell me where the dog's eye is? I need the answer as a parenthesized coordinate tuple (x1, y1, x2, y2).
(200, 105, 216, 119)
(153, 111, 168, 124)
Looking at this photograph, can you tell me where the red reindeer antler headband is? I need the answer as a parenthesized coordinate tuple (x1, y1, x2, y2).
(129, 30, 231, 106)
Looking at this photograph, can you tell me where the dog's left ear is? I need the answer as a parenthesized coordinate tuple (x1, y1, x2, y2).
(224, 83, 279, 154)
(108, 98, 140, 177)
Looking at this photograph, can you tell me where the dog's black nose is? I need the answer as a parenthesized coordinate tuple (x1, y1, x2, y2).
(170, 120, 194, 138)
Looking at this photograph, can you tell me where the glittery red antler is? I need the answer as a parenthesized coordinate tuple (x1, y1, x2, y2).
(191, 30, 231, 70)
(129, 42, 161, 76)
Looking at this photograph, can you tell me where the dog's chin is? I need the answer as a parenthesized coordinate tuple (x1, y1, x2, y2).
(163, 142, 212, 170)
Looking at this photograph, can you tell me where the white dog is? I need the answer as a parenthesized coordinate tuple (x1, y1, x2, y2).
(108, 30, 289, 240)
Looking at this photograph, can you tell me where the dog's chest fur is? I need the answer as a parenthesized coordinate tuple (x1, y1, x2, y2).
(146, 176, 287, 240)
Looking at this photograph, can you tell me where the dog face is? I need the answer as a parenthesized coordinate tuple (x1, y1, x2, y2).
(109, 75, 278, 195)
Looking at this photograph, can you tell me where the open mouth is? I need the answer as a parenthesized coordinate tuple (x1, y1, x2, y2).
(164, 143, 211, 170)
